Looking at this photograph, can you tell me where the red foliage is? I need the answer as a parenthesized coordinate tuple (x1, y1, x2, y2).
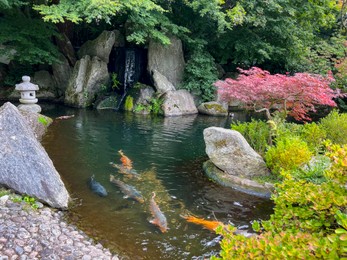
(215, 67, 341, 121)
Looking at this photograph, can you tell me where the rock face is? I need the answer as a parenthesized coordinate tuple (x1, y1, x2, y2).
(52, 54, 72, 98)
(152, 69, 176, 95)
(77, 31, 115, 63)
(203, 127, 269, 179)
(19, 110, 53, 141)
(147, 36, 185, 88)
(32, 70, 57, 100)
(65, 55, 109, 108)
(162, 90, 198, 116)
(0, 102, 70, 209)
(198, 101, 228, 116)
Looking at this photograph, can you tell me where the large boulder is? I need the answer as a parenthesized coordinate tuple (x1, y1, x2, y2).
(77, 31, 115, 63)
(0, 102, 69, 209)
(32, 70, 57, 100)
(198, 101, 228, 117)
(147, 36, 185, 88)
(52, 54, 72, 98)
(203, 127, 269, 179)
(19, 110, 53, 141)
(162, 90, 198, 116)
(151, 69, 176, 95)
(65, 55, 109, 108)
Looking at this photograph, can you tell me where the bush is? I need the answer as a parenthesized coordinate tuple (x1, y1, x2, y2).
(319, 110, 347, 145)
(231, 119, 271, 156)
(265, 136, 313, 174)
(300, 122, 327, 153)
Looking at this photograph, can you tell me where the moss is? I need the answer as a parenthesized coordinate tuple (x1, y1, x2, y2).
(124, 95, 134, 111)
(214, 139, 228, 149)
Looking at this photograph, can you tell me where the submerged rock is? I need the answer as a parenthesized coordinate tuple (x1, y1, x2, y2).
(0, 102, 70, 209)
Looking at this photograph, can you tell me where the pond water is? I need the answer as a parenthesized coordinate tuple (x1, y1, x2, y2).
(41, 105, 273, 259)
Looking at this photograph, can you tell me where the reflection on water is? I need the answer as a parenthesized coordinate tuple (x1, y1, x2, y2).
(41, 106, 273, 259)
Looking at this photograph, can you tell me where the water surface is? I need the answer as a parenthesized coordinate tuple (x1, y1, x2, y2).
(42, 106, 273, 259)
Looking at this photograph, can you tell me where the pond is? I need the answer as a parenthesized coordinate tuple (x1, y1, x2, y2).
(41, 105, 273, 259)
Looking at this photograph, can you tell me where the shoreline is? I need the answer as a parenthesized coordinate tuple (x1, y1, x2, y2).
(0, 191, 120, 259)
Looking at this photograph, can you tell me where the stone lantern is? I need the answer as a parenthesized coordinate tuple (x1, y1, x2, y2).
(15, 75, 41, 113)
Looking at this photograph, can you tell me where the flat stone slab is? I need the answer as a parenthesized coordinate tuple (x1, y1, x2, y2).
(203, 160, 274, 198)
(0, 102, 70, 209)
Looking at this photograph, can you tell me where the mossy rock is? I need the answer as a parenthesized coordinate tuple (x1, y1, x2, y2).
(203, 160, 274, 198)
(96, 95, 121, 110)
(198, 101, 228, 116)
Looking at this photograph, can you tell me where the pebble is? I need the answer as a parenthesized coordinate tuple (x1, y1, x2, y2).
(0, 197, 119, 259)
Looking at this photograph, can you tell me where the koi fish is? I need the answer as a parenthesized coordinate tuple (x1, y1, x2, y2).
(88, 175, 107, 197)
(109, 162, 140, 179)
(181, 215, 224, 231)
(149, 192, 168, 233)
(56, 115, 75, 120)
(118, 150, 132, 169)
(109, 175, 144, 203)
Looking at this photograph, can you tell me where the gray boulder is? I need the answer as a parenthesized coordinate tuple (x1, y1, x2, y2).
(198, 101, 228, 116)
(147, 36, 185, 88)
(78, 31, 115, 63)
(65, 55, 109, 108)
(152, 70, 176, 95)
(52, 54, 72, 97)
(19, 110, 53, 141)
(32, 70, 57, 100)
(0, 102, 69, 209)
(162, 90, 198, 116)
(203, 127, 269, 179)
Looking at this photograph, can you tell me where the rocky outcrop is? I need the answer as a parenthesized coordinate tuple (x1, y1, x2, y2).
(162, 90, 198, 116)
(198, 101, 228, 116)
(78, 31, 116, 63)
(203, 127, 269, 179)
(133, 85, 156, 114)
(52, 54, 72, 98)
(0, 102, 70, 209)
(151, 70, 176, 95)
(96, 95, 121, 110)
(32, 70, 57, 100)
(65, 55, 109, 108)
(147, 36, 185, 88)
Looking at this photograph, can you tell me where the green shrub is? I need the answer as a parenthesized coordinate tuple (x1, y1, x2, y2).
(265, 136, 313, 174)
(231, 119, 271, 156)
(300, 122, 327, 153)
(319, 110, 347, 145)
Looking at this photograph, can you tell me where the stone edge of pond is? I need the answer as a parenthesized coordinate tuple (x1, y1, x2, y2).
(202, 160, 274, 199)
(0, 189, 121, 259)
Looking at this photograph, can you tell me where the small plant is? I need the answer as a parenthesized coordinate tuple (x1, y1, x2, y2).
(231, 119, 270, 156)
(134, 103, 149, 113)
(37, 115, 48, 126)
(124, 95, 134, 111)
(265, 136, 313, 174)
(319, 110, 347, 145)
(149, 96, 163, 115)
(12, 194, 40, 209)
(111, 73, 121, 90)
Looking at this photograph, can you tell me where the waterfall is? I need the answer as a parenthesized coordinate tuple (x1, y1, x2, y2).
(117, 49, 136, 110)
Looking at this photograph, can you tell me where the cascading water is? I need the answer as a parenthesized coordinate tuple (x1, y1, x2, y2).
(117, 49, 136, 110)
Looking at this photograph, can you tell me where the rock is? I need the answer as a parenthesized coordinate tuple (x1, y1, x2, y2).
(113, 30, 125, 48)
(78, 31, 115, 63)
(147, 36, 185, 88)
(151, 70, 176, 95)
(162, 90, 198, 116)
(132, 84, 155, 114)
(52, 54, 72, 97)
(19, 110, 53, 141)
(65, 55, 109, 108)
(17, 104, 42, 114)
(203, 160, 273, 198)
(203, 127, 269, 179)
(0, 102, 70, 209)
(32, 70, 57, 100)
(198, 101, 228, 116)
(56, 33, 77, 66)
(95, 95, 121, 110)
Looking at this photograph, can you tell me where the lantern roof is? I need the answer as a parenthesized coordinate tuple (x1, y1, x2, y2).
(15, 76, 39, 91)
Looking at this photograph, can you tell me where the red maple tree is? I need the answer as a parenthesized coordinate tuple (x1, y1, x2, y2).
(215, 67, 341, 121)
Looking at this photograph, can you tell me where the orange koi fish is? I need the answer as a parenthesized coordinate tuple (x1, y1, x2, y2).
(118, 150, 133, 169)
(182, 215, 224, 231)
(149, 192, 168, 233)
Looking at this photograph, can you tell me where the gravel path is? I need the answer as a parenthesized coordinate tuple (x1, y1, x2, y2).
(0, 193, 120, 259)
